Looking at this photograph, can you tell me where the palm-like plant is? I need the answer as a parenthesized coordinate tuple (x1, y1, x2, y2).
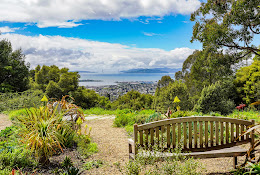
(14, 106, 69, 165)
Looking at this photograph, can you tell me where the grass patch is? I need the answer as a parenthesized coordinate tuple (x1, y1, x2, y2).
(84, 160, 103, 170)
(82, 107, 122, 115)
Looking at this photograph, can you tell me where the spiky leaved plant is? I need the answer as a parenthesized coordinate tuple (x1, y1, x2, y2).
(14, 106, 69, 165)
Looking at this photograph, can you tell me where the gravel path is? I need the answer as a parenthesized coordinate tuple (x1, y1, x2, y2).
(0, 113, 12, 131)
(83, 117, 129, 175)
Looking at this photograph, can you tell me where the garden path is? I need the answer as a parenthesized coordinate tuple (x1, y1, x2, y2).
(83, 116, 129, 175)
(0, 114, 12, 131)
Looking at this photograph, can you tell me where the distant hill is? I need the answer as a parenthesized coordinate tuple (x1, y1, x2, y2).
(70, 71, 96, 73)
(121, 68, 181, 73)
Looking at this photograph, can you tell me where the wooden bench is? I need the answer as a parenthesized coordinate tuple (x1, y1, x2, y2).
(128, 116, 255, 168)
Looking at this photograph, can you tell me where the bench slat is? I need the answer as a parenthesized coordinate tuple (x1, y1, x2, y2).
(183, 122, 187, 149)
(189, 122, 192, 149)
(205, 121, 208, 148)
(216, 121, 219, 145)
(145, 129, 148, 147)
(150, 128, 154, 148)
(241, 125, 245, 141)
(236, 124, 239, 142)
(220, 122, 224, 145)
(156, 127, 159, 145)
(194, 121, 198, 148)
(210, 121, 214, 147)
(178, 123, 181, 145)
(140, 130, 143, 147)
(167, 125, 171, 148)
(199, 121, 203, 148)
(226, 122, 229, 144)
(161, 125, 165, 148)
(231, 123, 234, 142)
(172, 123, 176, 148)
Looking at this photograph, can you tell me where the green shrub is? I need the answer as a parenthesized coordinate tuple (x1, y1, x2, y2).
(196, 81, 235, 115)
(0, 148, 37, 170)
(170, 111, 198, 118)
(84, 160, 103, 170)
(0, 90, 44, 112)
(74, 135, 98, 158)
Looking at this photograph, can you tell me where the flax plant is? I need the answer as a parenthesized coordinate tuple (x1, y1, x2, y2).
(14, 106, 69, 165)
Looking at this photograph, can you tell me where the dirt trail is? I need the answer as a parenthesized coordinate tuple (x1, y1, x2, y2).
(0, 114, 12, 131)
(83, 117, 129, 175)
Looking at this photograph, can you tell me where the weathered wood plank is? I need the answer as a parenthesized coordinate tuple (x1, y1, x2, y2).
(167, 125, 171, 148)
(134, 124, 138, 154)
(189, 122, 192, 149)
(205, 121, 208, 148)
(241, 125, 245, 141)
(231, 123, 234, 142)
(140, 130, 143, 146)
(216, 121, 219, 145)
(137, 116, 252, 130)
(226, 122, 229, 144)
(150, 128, 154, 147)
(220, 122, 224, 145)
(183, 122, 187, 149)
(178, 123, 181, 145)
(236, 124, 239, 142)
(145, 129, 149, 148)
(210, 121, 214, 147)
(172, 123, 176, 148)
(194, 121, 198, 148)
(161, 126, 165, 148)
(199, 121, 203, 148)
(156, 127, 159, 145)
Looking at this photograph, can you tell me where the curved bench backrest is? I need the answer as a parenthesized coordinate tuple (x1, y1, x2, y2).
(134, 116, 254, 152)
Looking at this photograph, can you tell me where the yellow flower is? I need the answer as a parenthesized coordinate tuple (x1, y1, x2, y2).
(41, 95, 48, 102)
(174, 96, 180, 103)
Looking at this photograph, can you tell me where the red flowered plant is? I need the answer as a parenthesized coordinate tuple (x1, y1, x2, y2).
(236, 103, 246, 111)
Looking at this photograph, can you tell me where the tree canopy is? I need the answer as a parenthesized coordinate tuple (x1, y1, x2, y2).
(0, 39, 30, 92)
(191, 0, 260, 57)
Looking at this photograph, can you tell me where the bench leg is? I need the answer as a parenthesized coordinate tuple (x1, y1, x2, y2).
(233, 156, 237, 169)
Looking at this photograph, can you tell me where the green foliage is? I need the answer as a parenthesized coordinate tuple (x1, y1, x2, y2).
(32, 65, 80, 98)
(175, 49, 236, 103)
(112, 90, 154, 110)
(191, 0, 260, 57)
(157, 75, 174, 88)
(235, 60, 260, 104)
(0, 148, 37, 170)
(170, 111, 198, 118)
(46, 81, 63, 100)
(74, 135, 98, 158)
(196, 81, 235, 115)
(153, 80, 193, 113)
(71, 87, 99, 109)
(84, 160, 103, 170)
(0, 39, 30, 93)
(13, 107, 70, 165)
(0, 90, 44, 112)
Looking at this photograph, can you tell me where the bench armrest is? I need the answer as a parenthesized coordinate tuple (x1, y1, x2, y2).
(128, 139, 135, 156)
(128, 139, 134, 146)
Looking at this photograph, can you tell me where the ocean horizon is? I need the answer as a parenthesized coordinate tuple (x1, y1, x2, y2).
(78, 72, 175, 87)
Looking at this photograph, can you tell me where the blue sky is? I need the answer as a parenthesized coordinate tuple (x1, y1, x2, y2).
(0, 0, 202, 73)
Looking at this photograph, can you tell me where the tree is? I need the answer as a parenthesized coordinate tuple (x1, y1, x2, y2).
(71, 87, 99, 109)
(235, 59, 260, 104)
(196, 81, 235, 115)
(191, 0, 260, 57)
(0, 39, 29, 92)
(153, 80, 192, 113)
(175, 48, 235, 101)
(46, 81, 63, 100)
(157, 75, 174, 88)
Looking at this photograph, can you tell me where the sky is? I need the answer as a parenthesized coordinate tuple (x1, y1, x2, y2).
(0, 0, 203, 73)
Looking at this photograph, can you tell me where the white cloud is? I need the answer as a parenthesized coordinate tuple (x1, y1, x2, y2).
(0, 0, 201, 28)
(0, 34, 194, 73)
(143, 32, 162, 36)
(0, 26, 19, 33)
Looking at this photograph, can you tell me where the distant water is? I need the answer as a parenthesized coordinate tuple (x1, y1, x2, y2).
(78, 73, 175, 87)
